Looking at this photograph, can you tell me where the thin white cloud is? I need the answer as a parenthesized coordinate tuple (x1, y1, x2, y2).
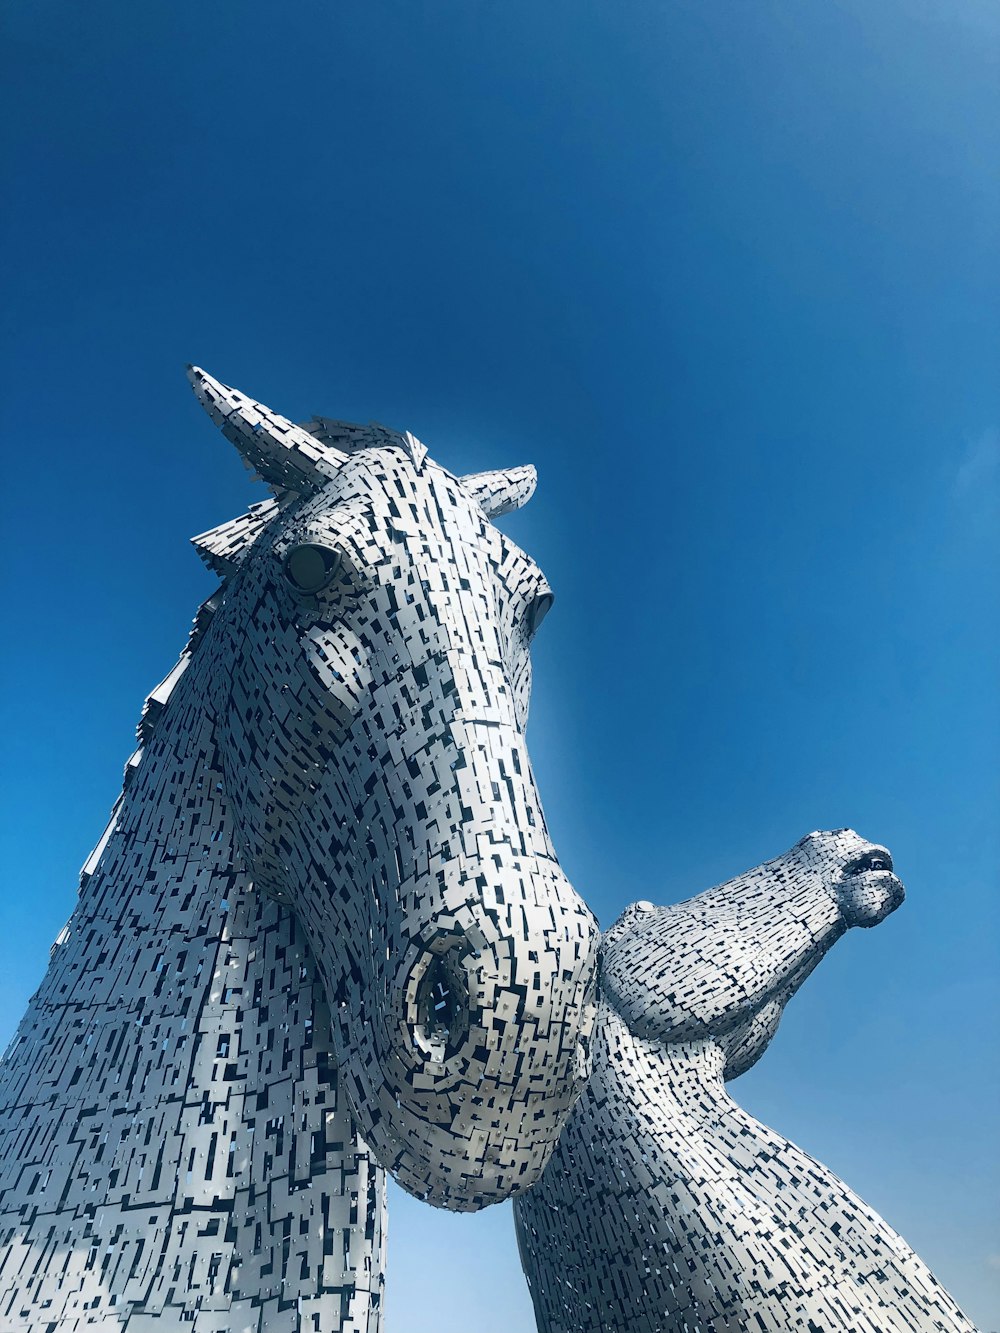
(954, 428, 999, 499)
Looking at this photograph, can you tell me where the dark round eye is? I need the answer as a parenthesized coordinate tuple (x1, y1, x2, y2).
(852, 851, 893, 875)
(283, 543, 342, 594)
(527, 591, 554, 635)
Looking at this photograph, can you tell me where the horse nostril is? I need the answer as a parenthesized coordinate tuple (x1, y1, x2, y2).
(574, 1030, 591, 1084)
(410, 947, 471, 1063)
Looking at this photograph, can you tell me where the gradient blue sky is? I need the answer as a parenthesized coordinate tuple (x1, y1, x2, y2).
(1, 2, 997, 1327)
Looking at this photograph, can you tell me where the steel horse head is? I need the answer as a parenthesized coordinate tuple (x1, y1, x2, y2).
(187, 368, 599, 1209)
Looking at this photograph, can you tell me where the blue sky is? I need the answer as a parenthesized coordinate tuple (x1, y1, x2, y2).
(1, 1, 997, 1327)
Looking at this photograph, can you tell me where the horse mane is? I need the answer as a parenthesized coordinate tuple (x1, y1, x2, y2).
(78, 588, 224, 888)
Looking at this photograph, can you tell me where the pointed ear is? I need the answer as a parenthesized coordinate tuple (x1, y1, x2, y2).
(188, 366, 345, 493)
(401, 429, 428, 469)
(460, 465, 537, 518)
(191, 499, 280, 576)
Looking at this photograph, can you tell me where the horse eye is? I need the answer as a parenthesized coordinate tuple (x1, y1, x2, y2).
(283, 543, 342, 594)
(853, 852, 893, 875)
(527, 592, 554, 635)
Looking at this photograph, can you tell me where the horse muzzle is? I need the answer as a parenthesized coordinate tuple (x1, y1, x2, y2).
(334, 859, 600, 1210)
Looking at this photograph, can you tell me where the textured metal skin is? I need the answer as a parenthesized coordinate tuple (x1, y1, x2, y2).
(515, 831, 979, 1333)
(0, 371, 599, 1329)
(0, 649, 385, 1332)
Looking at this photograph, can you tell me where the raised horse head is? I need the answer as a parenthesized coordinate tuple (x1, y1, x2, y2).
(186, 368, 599, 1209)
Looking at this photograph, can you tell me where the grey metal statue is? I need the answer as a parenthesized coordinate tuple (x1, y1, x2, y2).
(515, 829, 978, 1333)
(0, 369, 599, 1330)
(0, 371, 977, 1333)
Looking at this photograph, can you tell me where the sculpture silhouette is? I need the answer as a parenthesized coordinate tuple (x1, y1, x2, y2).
(515, 830, 978, 1333)
(0, 370, 599, 1330)
(0, 372, 977, 1333)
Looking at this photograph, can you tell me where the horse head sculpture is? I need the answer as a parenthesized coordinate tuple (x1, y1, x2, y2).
(186, 368, 599, 1209)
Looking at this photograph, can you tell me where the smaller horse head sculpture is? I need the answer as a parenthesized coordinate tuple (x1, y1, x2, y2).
(187, 368, 599, 1209)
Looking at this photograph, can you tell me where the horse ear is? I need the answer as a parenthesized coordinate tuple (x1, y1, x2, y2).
(460, 465, 537, 518)
(191, 499, 280, 576)
(187, 366, 345, 493)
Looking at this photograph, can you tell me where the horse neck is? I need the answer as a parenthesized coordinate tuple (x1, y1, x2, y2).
(88, 647, 238, 906)
(0, 645, 388, 1330)
(595, 1001, 730, 1117)
(3, 650, 240, 1079)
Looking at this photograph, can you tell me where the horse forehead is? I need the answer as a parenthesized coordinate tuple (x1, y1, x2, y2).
(296, 453, 462, 528)
(338, 449, 463, 503)
(794, 828, 875, 868)
(292, 455, 541, 580)
(826, 829, 873, 857)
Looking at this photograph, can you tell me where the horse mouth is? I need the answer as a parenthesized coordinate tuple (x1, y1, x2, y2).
(841, 869, 906, 926)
